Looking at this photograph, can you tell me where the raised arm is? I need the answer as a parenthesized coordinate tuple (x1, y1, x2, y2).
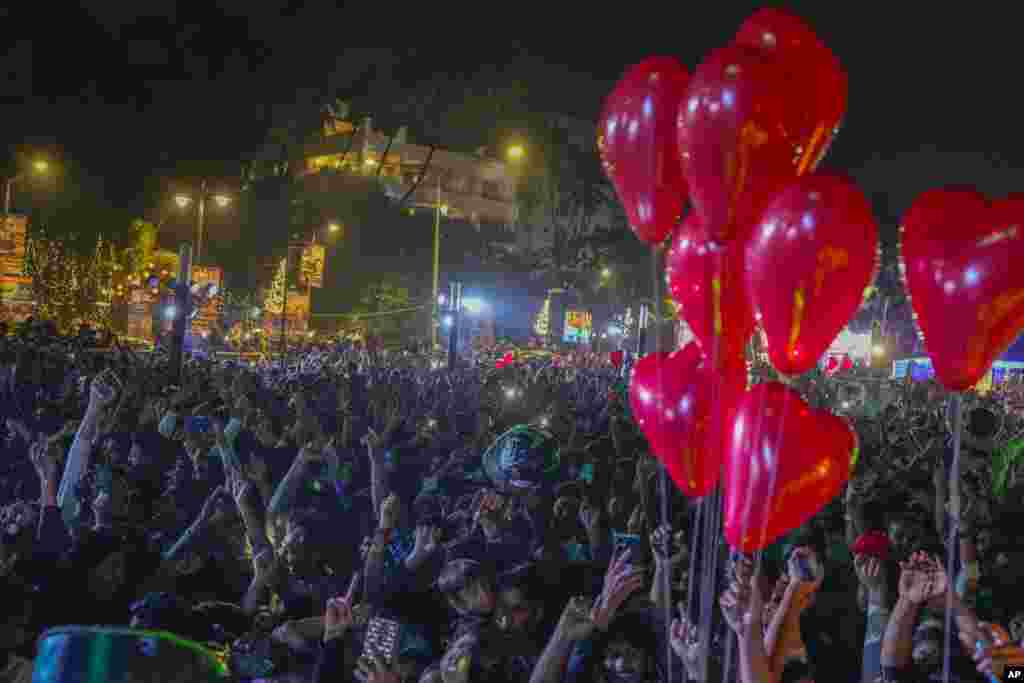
(57, 371, 118, 526)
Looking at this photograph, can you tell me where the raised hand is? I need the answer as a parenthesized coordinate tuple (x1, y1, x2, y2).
(579, 501, 602, 536)
(719, 556, 762, 635)
(379, 493, 400, 531)
(554, 595, 598, 642)
(362, 427, 384, 461)
(323, 573, 360, 643)
(592, 550, 645, 631)
(650, 524, 673, 563)
(626, 505, 646, 536)
(198, 486, 230, 526)
(898, 552, 948, 606)
(412, 524, 441, 557)
(29, 437, 58, 484)
(356, 654, 402, 683)
(90, 369, 120, 409)
(669, 602, 701, 678)
(854, 554, 886, 594)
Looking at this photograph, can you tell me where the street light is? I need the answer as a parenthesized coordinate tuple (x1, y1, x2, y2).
(462, 298, 485, 315)
(173, 180, 232, 264)
(506, 144, 525, 162)
(872, 344, 886, 357)
(4, 157, 50, 224)
(328, 222, 341, 234)
(601, 267, 612, 279)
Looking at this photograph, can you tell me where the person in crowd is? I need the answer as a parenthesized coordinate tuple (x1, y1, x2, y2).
(3, 326, 1024, 682)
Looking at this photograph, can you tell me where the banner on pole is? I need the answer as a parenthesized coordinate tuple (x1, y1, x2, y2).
(300, 244, 326, 288)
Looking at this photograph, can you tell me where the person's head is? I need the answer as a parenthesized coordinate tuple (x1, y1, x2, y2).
(0, 581, 33, 653)
(552, 495, 581, 537)
(128, 592, 194, 633)
(88, 548, 130, 602)
(494, 564, 546, 636)
(438, 629, 508, 683)
(968, 407, 999, 441)
(887, 517, 926, 558)
(279, 518, 322, 576)
(592, 611, 660, 683)
(1007, 611, 1024, 646)
(418, 664, 443, 683)
(780, 659, 815, 683)
(437, 560, 495, 616)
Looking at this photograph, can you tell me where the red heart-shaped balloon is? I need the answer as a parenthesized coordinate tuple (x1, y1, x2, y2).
(677, 35, 845, 245)
(733, 7, 847, 168)
(902, 188, 1024, 391)
(723, 382, 852, 552)
(746, 173, 878, 375)
(667, 213, 755, 368)
(598, 57, 690, 245)
(630, 344, 746, 497)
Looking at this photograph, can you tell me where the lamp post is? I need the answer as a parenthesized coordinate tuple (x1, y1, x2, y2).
(431, 178, 447, 349)
(169, 243, 193, 382)
(174, 180, 231, 265)
(3, 158, 48, 227)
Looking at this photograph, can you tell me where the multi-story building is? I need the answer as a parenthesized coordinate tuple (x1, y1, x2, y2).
(299, 116, 519, 240)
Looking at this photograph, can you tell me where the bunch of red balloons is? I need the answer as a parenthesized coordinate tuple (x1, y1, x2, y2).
(609, 8, 864, 551)
(614, 9, 1024, 552)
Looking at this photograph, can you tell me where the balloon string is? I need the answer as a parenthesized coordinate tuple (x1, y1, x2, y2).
(695, 248, 726, 682)
(651, 244, 674, 683)
(942, 392, 963, 683)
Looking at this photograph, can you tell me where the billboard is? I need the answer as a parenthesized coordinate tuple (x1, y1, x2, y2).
(0, 215, 28, 276)
(563, 310, 592, 344)
(191, 265, 223, 334)
(300, 244, 326, 288)
(264, 289, 310, 334)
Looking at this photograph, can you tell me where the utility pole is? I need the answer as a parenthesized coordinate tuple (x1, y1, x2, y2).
(194, 179, 208, 264)
(431, 177, 442, 349)
(170, 243, 193, 383)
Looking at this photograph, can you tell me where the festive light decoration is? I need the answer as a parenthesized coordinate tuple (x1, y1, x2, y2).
(534, 297, 550, 337)
(24, 235, 115, 332)
(264, 257, 287, 315)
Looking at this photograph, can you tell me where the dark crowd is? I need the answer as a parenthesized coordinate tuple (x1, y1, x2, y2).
(2, 319, 1024, 683)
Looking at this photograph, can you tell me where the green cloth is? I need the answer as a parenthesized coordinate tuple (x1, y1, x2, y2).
(992, 438, 1024, 500)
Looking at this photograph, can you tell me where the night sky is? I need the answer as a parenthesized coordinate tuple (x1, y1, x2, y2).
(4, 2, 1024, 227)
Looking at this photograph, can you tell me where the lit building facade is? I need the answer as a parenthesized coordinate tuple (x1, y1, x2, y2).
(300, 117, 519, 231)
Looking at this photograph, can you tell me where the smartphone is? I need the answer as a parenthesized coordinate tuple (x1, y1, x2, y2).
(579, 463, 595, 484)
(613, 532, 641, 562)
(355, 617, 401, 682)
(185, 416, 211, 434)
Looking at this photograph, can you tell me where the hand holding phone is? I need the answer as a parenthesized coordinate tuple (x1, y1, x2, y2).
(185, 416, 211, 434)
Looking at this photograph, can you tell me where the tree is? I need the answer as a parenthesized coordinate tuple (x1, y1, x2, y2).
(356, 277, 416, 344)
(515, 117, 627, 289)
(264, 257, 287, 314)
(122, 219, 158, 276)
(25, 231, 115, 332)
